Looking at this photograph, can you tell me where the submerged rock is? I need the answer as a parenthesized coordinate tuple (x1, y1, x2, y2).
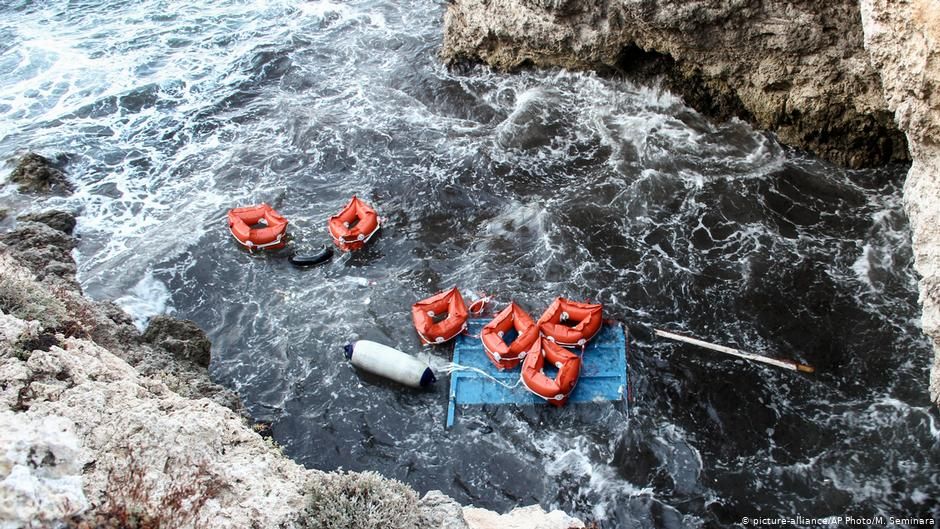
(7, 153, 73, 194)
(441, 0, 908, 168)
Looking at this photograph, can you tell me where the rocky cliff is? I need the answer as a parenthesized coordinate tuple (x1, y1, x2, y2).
(0, 209, 584, 528)
(860, 0, 940, 406)
(441, 0, 907, 168)
(442, 0, 940, 406)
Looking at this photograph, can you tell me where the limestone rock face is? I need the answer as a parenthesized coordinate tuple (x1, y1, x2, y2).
(860, 0, 940, 406)
(419, 491, 472, 529)
(2, 336, 311, 528)
(463, 504, 585, 529)
(441, 0, 908, 168)
(0, 413, 88, 528)
(0, 258, 308, 526)
(0, 218, 240, 411)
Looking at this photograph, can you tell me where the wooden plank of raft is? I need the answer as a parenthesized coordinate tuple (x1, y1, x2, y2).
(654, 329, 815, 373)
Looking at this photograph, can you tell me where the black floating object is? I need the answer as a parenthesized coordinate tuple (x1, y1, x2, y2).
(289, 245, 333, 267)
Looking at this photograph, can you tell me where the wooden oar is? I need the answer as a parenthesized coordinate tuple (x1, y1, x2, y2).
(654, 329, 815, 373)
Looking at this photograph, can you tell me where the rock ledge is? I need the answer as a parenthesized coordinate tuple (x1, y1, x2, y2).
(441, 0, 908, 168)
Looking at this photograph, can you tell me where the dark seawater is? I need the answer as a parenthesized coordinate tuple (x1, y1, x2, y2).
(1, 1, 937, 527)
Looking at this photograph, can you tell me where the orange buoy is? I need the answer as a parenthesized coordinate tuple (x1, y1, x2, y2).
(411, 287, 469, 345)
(480, 302, 539, 370)
(328, 195, 381, 251)
(520, 337, 582, 407)
(227, 203, 288, 250)
(537, 297, 603, 347)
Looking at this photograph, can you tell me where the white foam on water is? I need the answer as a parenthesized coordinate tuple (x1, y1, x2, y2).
(297, 0, 356, 20)
(481, 200, 546, 238)
(532, 431, 657, 521)
(851, 243, 877, 291)
(113, 270, 175, 330)
(910, 489, 930, 504)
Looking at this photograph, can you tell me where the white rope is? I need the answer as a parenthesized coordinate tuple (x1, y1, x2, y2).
(541, 329, 597, 348)
(328, 222, 342, 242)
(332, 220, 381, 245)
(439, 362, 523, 390)
(482, 340, 527, 362)
(416, 324, 465, 346)
(250, 233, 285, 249)
(518, 366, 579, 402)
(468, 295, 492, 315)
(358, 222, 381, 243)
(230, 228, 285, 249)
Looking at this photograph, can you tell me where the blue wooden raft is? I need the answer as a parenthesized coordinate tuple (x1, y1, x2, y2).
(446, 319, 628, 428)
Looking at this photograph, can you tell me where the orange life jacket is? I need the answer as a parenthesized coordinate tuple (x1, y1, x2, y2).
(520, 337, 582, 407)
(411, 287, 469, 345)
(227, 204, 288, 250)
(537, 297, 603, 347)
(480, 302, 538, 370)
(328, 196, 380, 251)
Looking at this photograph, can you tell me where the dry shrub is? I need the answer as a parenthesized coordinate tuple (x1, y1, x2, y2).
(0, 272, 68, 331)
(0, 253, 107, 342)
(59, 451, 223, 529)
(302, 471, 418, 529)
(48, 285, 99, 340)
